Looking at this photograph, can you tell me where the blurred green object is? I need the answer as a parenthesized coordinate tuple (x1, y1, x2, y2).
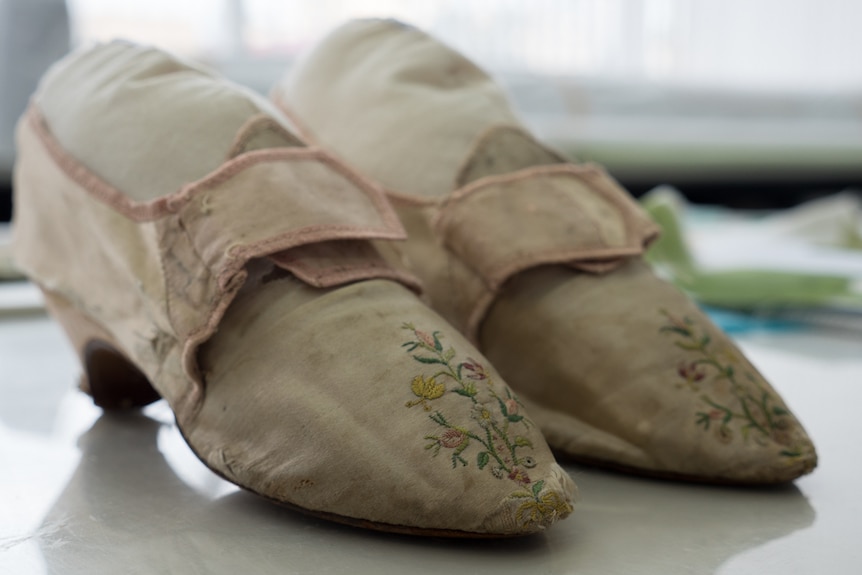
(641, 187, 862, 310)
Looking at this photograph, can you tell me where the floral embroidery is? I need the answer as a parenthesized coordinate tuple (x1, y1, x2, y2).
(406, 375, 446, 410)
(401, 322, 572, 526)
(659, 310, 805, 457)
(510, 480, 572, 527)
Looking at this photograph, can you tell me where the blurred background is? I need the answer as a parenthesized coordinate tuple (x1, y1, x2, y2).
(1, 0, 861, 222)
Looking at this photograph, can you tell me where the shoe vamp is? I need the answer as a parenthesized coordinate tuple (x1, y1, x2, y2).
(480, 259, 816, 482)
(188, 278, 573, 531)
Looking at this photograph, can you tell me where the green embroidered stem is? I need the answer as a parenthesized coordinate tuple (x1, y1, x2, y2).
(483, 427, 510, 471)
(738, 396, 770, 437)
(490, 420, 519, 463)
(700, 395, 741, 421)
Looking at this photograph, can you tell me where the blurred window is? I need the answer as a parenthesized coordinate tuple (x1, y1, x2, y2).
(68, 0, 862, 94)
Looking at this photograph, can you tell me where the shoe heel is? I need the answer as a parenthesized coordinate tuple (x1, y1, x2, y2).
(41, 288, 161, 410)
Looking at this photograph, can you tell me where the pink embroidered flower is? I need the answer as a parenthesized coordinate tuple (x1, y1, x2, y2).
(440, 429, 467, 449)
(414, 329, 436, 348)
(677, 361, 706, 383)
(508, 467, 531, 486)
(461, 357, 489, 380)
(505, 399, 519, 416)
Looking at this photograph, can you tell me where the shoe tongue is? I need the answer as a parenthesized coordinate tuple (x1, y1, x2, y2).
(455, 125, 568, 187)
(226, 113, 306, 159)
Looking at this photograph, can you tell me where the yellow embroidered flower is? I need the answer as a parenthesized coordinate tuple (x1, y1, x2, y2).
(515, 491, 574, 527)
(406, 375, 446, 410)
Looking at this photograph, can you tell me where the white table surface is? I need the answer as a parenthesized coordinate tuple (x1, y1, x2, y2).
(0, 300, 860, 575)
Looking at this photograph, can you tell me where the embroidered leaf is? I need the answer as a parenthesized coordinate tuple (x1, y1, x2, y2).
(496, 396, 508, 414)
(424, 436, 441, 456)
(660, 326, 693, 337)
(531, 480, 545, 498)
(477, 451, 490, 470)
(514, 436, 533, 448)
(700, 335, 711, 347)
(432, 331, 443, 351)
(507, 414, 524, 423)
(695, 412, 711, 430)
(454, 387, 477, 398)
(443, 347, 456, 361)
(429, 411, 449, 426)
(413, 355, 444, 365)
(772, 406, 790, 416)
(780, 449, 802, 457)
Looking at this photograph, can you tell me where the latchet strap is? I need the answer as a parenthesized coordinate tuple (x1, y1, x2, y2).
(433, 163, 660, 340)
(154, 148, 420, 398)
(159, 147, 416, 333)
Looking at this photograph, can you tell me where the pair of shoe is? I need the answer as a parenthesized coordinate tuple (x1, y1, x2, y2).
(12, 20, 816, 537)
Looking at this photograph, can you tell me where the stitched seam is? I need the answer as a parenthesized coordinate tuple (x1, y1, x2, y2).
(225, 224, 406, 258)
(276, 255, 422, 293)
(283, 258, 388, 277)
(155, 220, 180, 345)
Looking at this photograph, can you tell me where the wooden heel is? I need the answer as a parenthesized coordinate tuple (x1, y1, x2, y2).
(41, 288, 161, 410)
